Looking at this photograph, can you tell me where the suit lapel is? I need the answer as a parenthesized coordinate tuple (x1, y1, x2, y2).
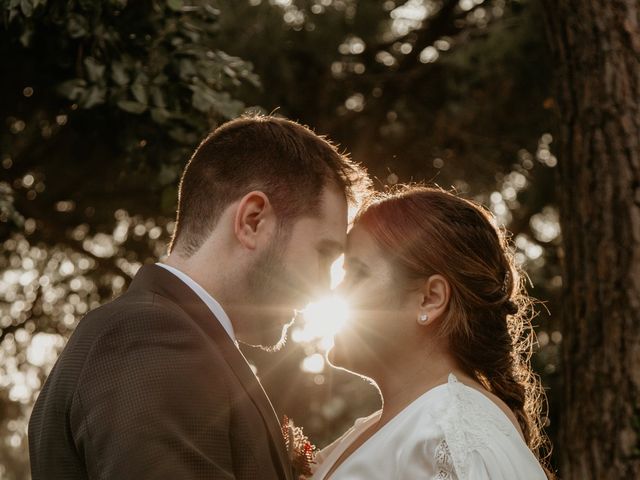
(129, 264, 293, 480)
(223, 343, 294, 477)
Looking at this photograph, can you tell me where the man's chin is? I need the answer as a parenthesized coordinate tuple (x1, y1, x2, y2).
(239, 322, 292, 353)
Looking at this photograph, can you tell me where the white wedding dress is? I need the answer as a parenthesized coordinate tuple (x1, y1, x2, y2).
(311, 374, 547, 480)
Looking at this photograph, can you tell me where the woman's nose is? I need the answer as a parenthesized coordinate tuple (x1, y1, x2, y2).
(334, 280, 359, 304)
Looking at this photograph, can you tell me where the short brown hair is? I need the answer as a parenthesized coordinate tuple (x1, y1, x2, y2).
(169, 115, 369, 256)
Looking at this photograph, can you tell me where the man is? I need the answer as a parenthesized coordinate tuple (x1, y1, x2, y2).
(28, 115, 369, 479)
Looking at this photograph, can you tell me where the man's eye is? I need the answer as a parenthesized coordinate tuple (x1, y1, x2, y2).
(319, 251, 331, 263)
(346, 268, 367, 283)
(319, 249, 338, 265)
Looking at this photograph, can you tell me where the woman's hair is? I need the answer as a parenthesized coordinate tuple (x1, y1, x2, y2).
(355, 184, 552, 469)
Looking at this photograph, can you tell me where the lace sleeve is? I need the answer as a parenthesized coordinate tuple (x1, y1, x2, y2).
(433, 439, 458, 480)
(436, 375, 544, 480)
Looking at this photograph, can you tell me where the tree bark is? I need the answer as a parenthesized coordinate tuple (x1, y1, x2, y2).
(540, 0, 640, 478)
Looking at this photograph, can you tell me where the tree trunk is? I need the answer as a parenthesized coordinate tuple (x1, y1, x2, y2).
(540, 0, 640, 478)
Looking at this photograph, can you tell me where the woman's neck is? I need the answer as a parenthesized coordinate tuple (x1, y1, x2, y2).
(319, 348, 466, 480)
(373, 348, 461, 424)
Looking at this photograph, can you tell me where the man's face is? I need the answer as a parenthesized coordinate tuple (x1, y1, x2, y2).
(244, 187, 348, 350)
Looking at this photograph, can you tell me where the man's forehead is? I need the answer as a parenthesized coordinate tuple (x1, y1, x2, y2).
(292, 210, 347, 251)
(318, 186, 349, 218)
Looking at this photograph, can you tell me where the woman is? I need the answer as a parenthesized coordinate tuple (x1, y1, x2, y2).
(311, 186, 552, 480)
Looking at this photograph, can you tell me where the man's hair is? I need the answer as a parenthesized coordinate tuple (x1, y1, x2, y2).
(168, 114, 369, 256)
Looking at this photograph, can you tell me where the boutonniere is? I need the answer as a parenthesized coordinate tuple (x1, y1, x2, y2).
(281, 415, 317, 479)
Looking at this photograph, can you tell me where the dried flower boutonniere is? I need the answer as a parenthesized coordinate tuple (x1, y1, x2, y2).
(281, 415, 317, 479)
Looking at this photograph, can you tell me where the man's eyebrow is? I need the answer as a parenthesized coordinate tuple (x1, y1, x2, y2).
(344, 256, 369, 272)
(317, 239, 344, 255)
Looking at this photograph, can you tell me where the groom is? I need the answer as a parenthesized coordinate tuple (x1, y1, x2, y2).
(28, 115, 367, 479)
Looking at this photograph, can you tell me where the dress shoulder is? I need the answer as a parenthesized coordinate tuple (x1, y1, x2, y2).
(436, 374, 547, 480)
(312, 376, 546, 480)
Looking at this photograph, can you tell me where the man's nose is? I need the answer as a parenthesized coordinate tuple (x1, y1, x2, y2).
(311, 275, 332, 299)
(333, 279, 353, 300)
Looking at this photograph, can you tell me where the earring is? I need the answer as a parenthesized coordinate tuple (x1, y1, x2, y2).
(417, 312, 429, 325)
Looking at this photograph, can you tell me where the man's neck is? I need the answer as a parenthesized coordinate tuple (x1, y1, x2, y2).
(162, 254, 232, 310)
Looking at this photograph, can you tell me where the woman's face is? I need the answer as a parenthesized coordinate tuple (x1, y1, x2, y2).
(328, 225, 423, 376)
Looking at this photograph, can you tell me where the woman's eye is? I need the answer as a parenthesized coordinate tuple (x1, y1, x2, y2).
(319, 251, 334, 267)
(346, 268, 367, 283)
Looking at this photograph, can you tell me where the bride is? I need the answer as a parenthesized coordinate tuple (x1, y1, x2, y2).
(310, 186, 553, 480)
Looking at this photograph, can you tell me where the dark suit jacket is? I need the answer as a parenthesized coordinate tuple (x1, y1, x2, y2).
(28, 264, 293, 480)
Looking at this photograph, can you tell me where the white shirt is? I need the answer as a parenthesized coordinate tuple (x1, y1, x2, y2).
(155, 262, 237, 345)
(311, 373, 547, 480)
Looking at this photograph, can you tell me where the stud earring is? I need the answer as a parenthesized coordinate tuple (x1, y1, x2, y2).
(417, 312, 429, 325)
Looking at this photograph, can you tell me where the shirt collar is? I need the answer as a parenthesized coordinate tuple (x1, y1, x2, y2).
(155, 262, 237, 345)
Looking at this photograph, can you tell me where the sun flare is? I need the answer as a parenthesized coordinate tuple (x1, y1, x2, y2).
(303, 295, 349, 337)
(292, 255, 350, 352)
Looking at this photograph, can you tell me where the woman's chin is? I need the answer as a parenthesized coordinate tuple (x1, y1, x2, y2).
(327, 337, 347, 369)
(327, 335, 358, 372)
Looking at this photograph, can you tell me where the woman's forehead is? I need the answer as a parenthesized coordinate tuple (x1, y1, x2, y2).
(346, 226, 385, 265)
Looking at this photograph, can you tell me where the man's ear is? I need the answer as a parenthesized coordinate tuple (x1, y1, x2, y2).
(234, 191, 274, 250)
(419, 274, 451, 325)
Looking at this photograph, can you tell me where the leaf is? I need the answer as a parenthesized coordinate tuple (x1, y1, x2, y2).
(57, 79, 88, 101)
(111, 62, 130, 86)
(222, 65, 236, 78)
(8, 9, 19, 23)
(117, 100, 147, 114)
(19, 25, 33, 47)
(168, 127, 197, 144)
(178, 58, 197, 79)
(84, 57, 106, 83)
(131, 81, 148, 105)
(152, 73, 169, 86)
(190, 85, 244, 119)
(189, 85, 212, 113)
(78, 0, 97, 11)
(108, 0, 127, 8)
(67, 14, 90, 38)
(80, 85, 106, 109)
(167, 0, 182, 12)
(204, 4, 221, 17)
(150, 107, 171, 124)
(150, 86, 166, 108)
(20, 0, 33, 17)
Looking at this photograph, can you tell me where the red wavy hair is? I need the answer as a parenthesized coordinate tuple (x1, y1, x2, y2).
(354, 185, 552, 472)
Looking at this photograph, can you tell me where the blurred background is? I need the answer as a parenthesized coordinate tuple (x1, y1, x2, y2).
(0, 0, 564, 478)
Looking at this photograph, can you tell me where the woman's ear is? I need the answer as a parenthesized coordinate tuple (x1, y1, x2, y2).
(418, 274, 451, 325)
(234, 191, 274, 249)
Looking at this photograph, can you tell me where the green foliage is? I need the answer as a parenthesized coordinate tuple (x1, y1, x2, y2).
(1, 0, 259, 222)
(3, 0, 258, 127)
